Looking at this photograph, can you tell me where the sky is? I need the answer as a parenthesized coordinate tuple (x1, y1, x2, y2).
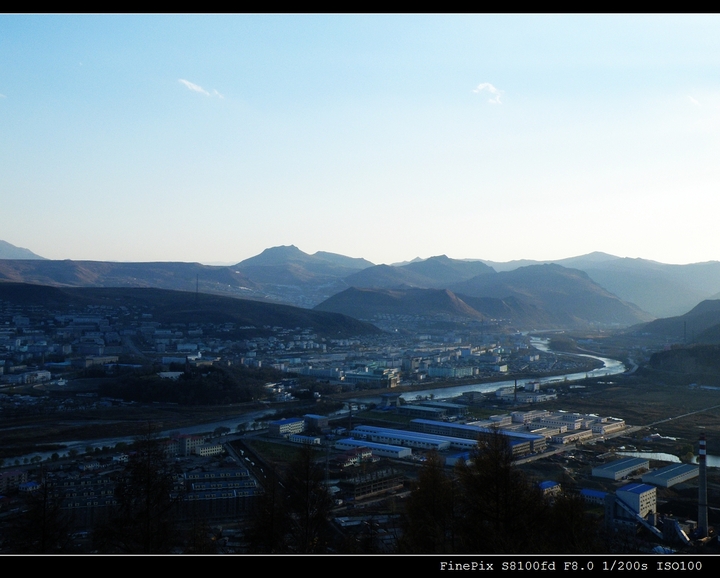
(2, 14, 720, 266)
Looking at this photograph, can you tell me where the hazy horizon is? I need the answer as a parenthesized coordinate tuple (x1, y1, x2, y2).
(5, 238, 720, 268)
(3, 15, 720, 265)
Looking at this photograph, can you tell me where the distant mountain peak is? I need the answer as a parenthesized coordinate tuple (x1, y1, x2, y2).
(0, 240, 45, 260)
(236, 245, 374, 273)
(236, 245, 311, 267)
(579, 251, 620, 261)
(261, 244, 304, 256)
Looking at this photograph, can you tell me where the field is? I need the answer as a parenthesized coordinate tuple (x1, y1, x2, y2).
(541, 375, 720, 451)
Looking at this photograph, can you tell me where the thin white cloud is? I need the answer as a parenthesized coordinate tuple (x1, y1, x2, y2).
(473, 82, 503, 104)
(179, 78, 210, 96)
(179, 79, 224, 99)
(688, 95, 700, 106)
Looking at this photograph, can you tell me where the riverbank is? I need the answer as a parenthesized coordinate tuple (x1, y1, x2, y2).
(332, 353, 606, 401)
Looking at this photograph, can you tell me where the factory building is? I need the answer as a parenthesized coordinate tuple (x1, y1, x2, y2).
(417, 401, 469, 417)
(642, 463, 699, 488)
(396, 405, 447, 419)
(550, 429, 594, 445)
(591, 418, 626, 435)
(303, 414, 329, 431)
(616, 483, 657, 518)
(592, 457, 649, 480)
(350, 425, 451, 451)
(335, 438, 412, 459)
(580, 488, 608, 506)
(409, 419, 546, 455)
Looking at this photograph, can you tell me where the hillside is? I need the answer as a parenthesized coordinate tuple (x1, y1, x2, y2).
(449, 263, 652, 328)
(0, 240, 45, 260)
(630, 300, 720, 342)
(345, 255, 495, 289)
(0, 259, 259, 296)
(482, 252, 720, 318)
(314, 286, 561, 329)
(314, 287, 485, 321)
(0, 283, 381, 338)
(645, 344, 720, 384)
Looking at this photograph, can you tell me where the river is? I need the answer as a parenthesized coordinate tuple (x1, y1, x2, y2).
(5, 338, 625, 464)
(369, 337, 626, 403)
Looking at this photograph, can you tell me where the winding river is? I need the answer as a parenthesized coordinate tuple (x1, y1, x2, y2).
(5, 338, 626, 463)
(392, 337, 626, 402)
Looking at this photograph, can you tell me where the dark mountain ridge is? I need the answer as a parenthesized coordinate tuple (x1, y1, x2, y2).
(0, 283, 381, 338)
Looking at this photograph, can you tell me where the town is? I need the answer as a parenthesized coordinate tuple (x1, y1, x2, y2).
(0, 286, 717, 554)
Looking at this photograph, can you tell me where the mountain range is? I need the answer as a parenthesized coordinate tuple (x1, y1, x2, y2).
(4, 240, 720, 330)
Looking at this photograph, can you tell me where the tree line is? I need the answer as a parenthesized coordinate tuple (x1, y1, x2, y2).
(398, 430, 606, 554)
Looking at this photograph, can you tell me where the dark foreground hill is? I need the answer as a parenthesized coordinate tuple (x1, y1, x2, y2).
(0, 283, 381, 338)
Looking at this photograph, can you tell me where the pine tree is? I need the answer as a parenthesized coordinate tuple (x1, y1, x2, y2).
(94, 431, 180, 553)
(399, 451, 457, 553)
(455, 430, 547, 553)
(284, 444, 333, 553)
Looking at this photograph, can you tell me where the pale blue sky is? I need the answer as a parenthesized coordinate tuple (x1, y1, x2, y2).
(2, 15, 720, 265)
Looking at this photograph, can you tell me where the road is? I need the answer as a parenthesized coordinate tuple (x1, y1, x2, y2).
(645, 404, 720, 428)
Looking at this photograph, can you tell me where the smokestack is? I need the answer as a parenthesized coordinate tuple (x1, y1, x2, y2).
(698, 433, 708, 538)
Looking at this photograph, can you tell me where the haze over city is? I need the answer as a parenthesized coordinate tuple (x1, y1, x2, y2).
(3, 15, 720, 265)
